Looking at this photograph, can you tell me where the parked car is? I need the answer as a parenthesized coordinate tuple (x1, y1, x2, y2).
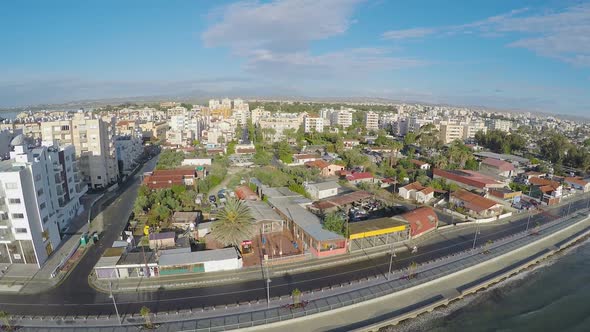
(209, 195, 217, 203)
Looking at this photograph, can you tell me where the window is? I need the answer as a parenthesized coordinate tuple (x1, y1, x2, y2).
(37, 188, 44, 196)
(4, 182, 18, 190)
(8, 198, 21, 204)
(97, 176, 102, 179)
(11, 213, 24, 219)
(15, 228, 27, 234)
(65, 155, 70, 161)
(35, 174, 42, 182)
(42, 216, 49, 223)
(61, 125, 70, 131)
(40, 202, 46, 210)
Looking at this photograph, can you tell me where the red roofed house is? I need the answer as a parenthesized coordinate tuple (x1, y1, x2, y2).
(564, 177, 590, 193)
(529, 177, 562, 205)
(451, 189, 503, 218)
(400, 207, 438, 238)
(143, 169, 196, 189)
(410, 159, 431, 170)
(305, 160, 345, 177)
(433, 168, 506, 191)
(398, 182, 435, 203)
(345, 172, 375, 185)
(480, 158, 515, 178)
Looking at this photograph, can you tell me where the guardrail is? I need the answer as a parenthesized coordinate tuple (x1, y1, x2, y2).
(12, 206, 590, 331)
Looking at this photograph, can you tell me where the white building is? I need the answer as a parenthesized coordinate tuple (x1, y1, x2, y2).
(365, 111, 379, 132)
(0, 136, 86, 267)
(305, 181, 341, 200)
(114, 136, 143, 175)
(304, 116, 324, 133)
(330, 110, 353, 128)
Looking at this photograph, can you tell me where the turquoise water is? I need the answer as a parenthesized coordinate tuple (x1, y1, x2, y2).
(387, 240, 590, 332)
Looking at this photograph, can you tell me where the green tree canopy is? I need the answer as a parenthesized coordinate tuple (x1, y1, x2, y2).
(211, 199, 256, 249)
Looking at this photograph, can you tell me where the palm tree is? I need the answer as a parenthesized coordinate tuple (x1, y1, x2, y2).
(211, 198, 256, 249)
(140, 306, 152, 329)
(0, 311, 11, 331)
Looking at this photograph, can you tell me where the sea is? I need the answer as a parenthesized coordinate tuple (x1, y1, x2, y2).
(384, 238, 590, 332)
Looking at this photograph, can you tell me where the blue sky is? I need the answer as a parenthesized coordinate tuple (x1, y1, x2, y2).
(0, 0, 589, 116)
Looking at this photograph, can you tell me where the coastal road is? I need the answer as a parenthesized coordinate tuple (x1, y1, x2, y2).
(0, 183, 589, 316)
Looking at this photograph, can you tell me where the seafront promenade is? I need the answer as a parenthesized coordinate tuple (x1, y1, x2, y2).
(3, 207, 589, 331)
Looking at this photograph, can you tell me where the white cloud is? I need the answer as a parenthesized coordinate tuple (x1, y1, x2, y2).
(202, 0, 426, 79)
(382, 4, 590, 66)
(382, 27, 435, 40)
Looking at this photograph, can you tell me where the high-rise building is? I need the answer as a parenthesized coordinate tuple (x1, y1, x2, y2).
(365, 111, 379, 132)
(0, 136, 86, 267)
(439, 122, 464, 144)
(40, 113, 119, 189)
(304, 116, 324, 133)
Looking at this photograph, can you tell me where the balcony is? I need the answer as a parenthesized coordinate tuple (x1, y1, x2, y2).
(0, 229, 14, 243)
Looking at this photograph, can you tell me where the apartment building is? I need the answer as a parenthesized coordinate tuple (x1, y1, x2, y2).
(40, 113, 119, 189)
(439, 122, 464, 144)
(258, 113, 305, 142)
(0, 136, 86, 267)
(487, 119, 512, 132)
(329, 109, 353, 128)
(251, 108, 271, 124)
(463, 121, 487, 139)
(304, 116, 324, 133)
(114, 136, 144, 175)
(365, 111, 380, 132)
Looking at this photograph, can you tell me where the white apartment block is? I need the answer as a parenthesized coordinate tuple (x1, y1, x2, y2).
(365, 111, 379, 132)
(167, 106, 187, 117)
(258, 113, 305, 142)
(166, 130, 194, 147)
(329, 110, 353, 128)
(488, 119, 512, 132)
(115, 136, 143, 175)
(221, 98, 232, 109)
(304, 116, 324, 133)
(251, 108, 271, 124)
(40, 113, 119, 189)
(0, 136, 86, 267)
(439, 122, 464, 144)
(463, 121, 487, 139)
(209, 99, 221, 110)
(231, 109, 251, 126)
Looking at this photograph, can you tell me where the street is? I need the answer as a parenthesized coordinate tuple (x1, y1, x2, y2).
(0, 175, 588, 316)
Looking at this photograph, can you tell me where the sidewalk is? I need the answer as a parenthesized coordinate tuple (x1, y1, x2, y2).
(0, 193, 105, 293)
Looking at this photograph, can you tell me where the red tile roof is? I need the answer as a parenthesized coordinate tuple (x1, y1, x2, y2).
(401, 181, 425, 191)
(529, 177, 560, 189)
(401, 207, 438, 237)
(482, 158, 515, 172)
(433, 169, 504, 189)
(452, 190, 500, 213)
(420, 187, 434, 195)
(305, 160, 330, 169)
(565, 177, 589, 187)
(345, 172, 373, 181)
(235, 185, 259, 201)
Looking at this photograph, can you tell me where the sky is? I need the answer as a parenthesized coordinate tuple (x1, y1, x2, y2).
(0, 0, 589, 116)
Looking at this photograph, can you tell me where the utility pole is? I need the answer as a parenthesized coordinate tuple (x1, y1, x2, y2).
(566, 202, 572, 216)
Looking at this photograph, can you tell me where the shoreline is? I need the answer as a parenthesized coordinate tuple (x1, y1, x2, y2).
(379, 234, 590, 332)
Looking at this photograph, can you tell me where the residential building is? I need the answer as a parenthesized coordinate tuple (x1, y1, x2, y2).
(305, 181, 341, 200)
(479, 157, 515, 178)
(114, 136, 143, 175)
(142, 169, 196, 189)
(365, 111, 379, 132)
(564, 177, 590, 193)
(488, 119, 512, 132)
(304, 160, 345, 177)
(398, 207, 438, 238)
(439, 122, 464, 144)
(304, 116, 324, 133)
(40, 113, 119, 189)
(291, 154, 322, 165)
(345, 172, 374, 185)
(450, 189, 504, 218)
(398, 182, 434, 203)
(0, 136, 85, 267)
(330, 109, 353, 128)
(433, 169, 506, 191)
(410, 159, 431, 170)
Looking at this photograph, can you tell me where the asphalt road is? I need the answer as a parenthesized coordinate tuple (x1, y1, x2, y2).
(1, 176, 589, 316)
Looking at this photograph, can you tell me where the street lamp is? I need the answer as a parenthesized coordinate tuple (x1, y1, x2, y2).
(265, 264, 272, 308)
(525, 211, 532, 233)
(109, 276, 121, 325)
(387, 243, 397, 279)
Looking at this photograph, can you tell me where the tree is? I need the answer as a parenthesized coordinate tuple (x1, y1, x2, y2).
(464, 158, 479, 171)
(403, 132, 416, 146)
(211, 199, 256, 249)
(292, 288, 302, 307)
(417, 124, 441, 151)
(323, 212, 346, 236)
(276, 140, 293, 164)
(140, 306, 152, 329)
(253, 148, 271, 166)
(0, 311, 11, 331)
